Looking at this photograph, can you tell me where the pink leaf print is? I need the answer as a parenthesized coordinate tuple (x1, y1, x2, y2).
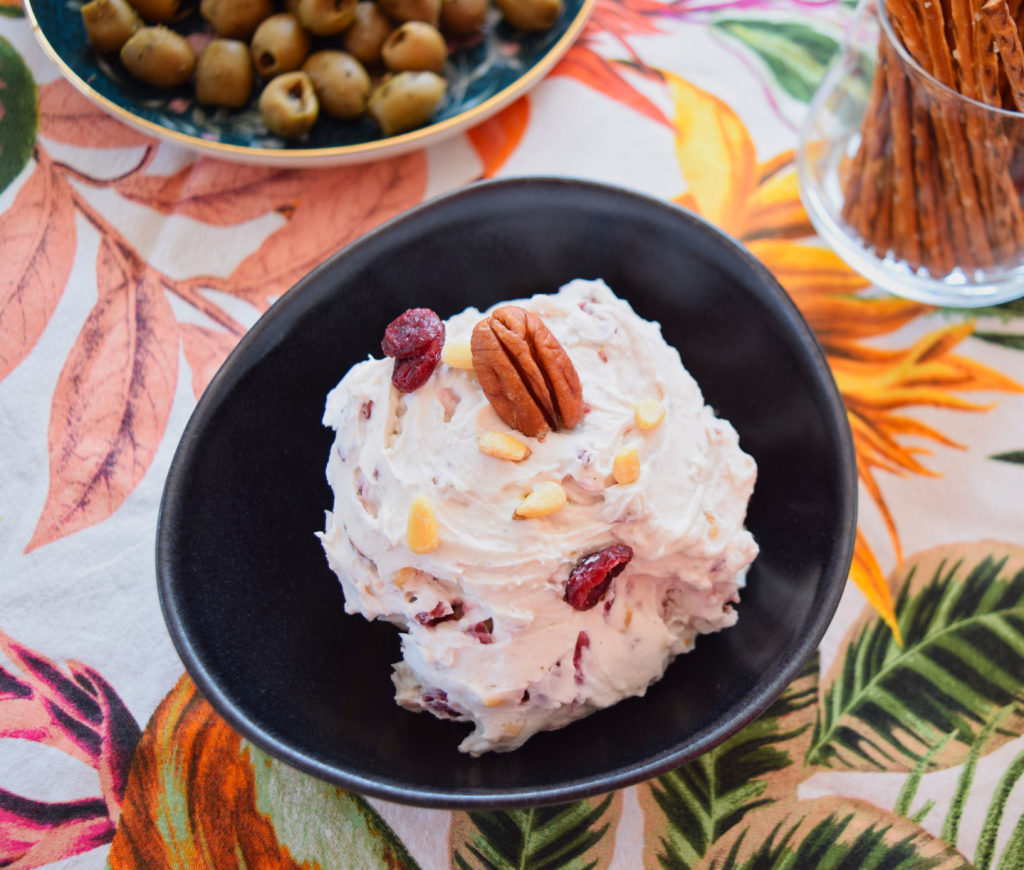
(112, 161, 337, 227)
(37, 80, 156, 150)
(223, 151, 428, 308)
(26, 241, 178, 552)
(0, 629, 141, 867)
(0, 791, 115, 870)
(180, 323, 240, 399)
(0, 159, 76, 382)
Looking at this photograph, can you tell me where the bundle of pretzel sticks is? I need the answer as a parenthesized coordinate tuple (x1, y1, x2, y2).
(841, 0, 1024, 276)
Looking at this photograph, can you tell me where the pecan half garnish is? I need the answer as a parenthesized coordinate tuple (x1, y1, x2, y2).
(470, 306, 584, 437)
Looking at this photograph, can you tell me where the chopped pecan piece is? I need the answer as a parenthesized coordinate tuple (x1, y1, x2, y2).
(470, 305, 584, 438)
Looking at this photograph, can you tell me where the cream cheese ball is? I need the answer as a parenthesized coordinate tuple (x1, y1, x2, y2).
(319, 279, 758, 755)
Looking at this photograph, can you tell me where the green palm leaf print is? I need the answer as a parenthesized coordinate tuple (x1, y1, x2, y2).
(640, 655, 818, 868)
(703, 798, 970, 870)
(711, 19, 840, 103)
(808, 544, 1024, 771)
(450, 794, 618, 870)
(0, 36, 36, 193)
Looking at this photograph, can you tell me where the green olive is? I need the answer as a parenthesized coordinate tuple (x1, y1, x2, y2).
(367, 70, 446, 136)
(295, 0, 357, 36)
(342, 2, 392, 67)
(381, 21, 446, 74)
(81, 0, 142, 53)
(120, 25, 196, 87)
(195, 38, 254, 108)
(259, 71, 319, 138)
(439, 0, 487, 36)
(199, 0, 274, 39)
(377, 0, 440, 26)
(130, 0, 184, 23)
(250, 13, 311, 78)
(493, 0, 561, 30)
(302, 50, 370, 120)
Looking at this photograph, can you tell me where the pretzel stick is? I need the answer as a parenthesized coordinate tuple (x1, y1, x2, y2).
(883, 39, 922, 268)
(949, 0, 997, 229)
(975, 7, 1024, 256)
(841, 64, 886, 227)
(981, 0, 1024, 109)
(873, 155, 895, 256)
(911, 86, 954, 274)
(917, 0, 992, 264)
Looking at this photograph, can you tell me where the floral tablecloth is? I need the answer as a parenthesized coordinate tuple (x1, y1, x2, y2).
(3, 0, 1024, 866)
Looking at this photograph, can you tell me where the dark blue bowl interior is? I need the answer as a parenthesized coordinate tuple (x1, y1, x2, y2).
(157, 176, 856, 808)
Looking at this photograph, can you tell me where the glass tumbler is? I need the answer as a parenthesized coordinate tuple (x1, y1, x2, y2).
(797, 0, 1024, 307)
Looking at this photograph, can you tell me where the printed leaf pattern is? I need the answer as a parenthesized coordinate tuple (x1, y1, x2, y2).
(808, 542, 1024, 771)
(701, 797, 970, 870)
(0, 629, 140, 868)
(218, 152, 428, 309)
(108, 675, 419, 869)
(449, 793, 620, 870)
(179, 323, 240, 400)
(467, 98, 532, 178)
(36, 80, 156, 150)
(639, 655, 818, 868)
(27, 240, 179, 551)
(712, 19, 841, 103)
(0, 155, 76, 383)
(0, 35, 37, 193)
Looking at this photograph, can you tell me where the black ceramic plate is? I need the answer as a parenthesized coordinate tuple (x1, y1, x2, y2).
(157, 176, 856, 809)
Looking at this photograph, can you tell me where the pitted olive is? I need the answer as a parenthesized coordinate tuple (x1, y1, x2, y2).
(342, 2, 393, 66)
(120, 26, 195, 87)
(130, 0, 183, 23)
(494, 0, 562, 31)
(259, 71, 319, 137)
(250, 13, 311, 78)
(381, 21, 447, 74)
(378, 0, 440, 26)
(81, 0, 141, 53)
(367, 70, 446, 136)
(439, 0, 487, 36)
(199, 0, 274, 39)
(296, 0, 357, 35)
(195, 39, 254, 108)
(302, 51, 370, 120)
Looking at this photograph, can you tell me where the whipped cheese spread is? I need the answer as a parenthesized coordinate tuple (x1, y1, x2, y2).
(319, 279, 758, 754)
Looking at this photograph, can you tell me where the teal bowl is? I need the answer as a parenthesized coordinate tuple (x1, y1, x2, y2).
(25, 0, 593, 165)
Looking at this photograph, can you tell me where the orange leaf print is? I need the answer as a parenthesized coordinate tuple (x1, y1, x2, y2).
(109, 676, 303, 869)
(180, 323, 239, 400)
(26, 242, 178, 552)
(37, 81, 156, 150)
(224, 151, 427, 308)
(551, 47, 670, 129)
(850, 529, 902, 645)
(0, 160, 76, 382)
(665, 71, 756, 235)
(112, 161, 333, 227)
(743, 166, 815, 240)
(466, 97, 530, 178)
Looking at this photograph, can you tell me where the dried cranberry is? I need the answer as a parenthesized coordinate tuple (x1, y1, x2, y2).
(382, 308, 443, 357)
(391, 335, 443, 392)
(573, 631, 589, 684)
(360, 399, 373, 419)
(467, 618, 494, 644)
(414, 600, 463, 627)
(382, 309, 445, 393)
(422, 689, 460, 718)
(565, 544, 633, 611)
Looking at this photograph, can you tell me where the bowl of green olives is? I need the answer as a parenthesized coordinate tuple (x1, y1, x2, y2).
(25, 0, 594, 165)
